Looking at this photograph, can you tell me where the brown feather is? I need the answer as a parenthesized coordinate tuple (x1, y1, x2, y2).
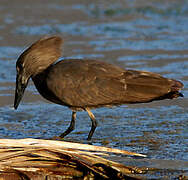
(32, 59, 183, 109)
(15, 36, 184, 139)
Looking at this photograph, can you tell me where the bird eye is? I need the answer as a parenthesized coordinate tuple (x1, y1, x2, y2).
(16, 63, 23, 72)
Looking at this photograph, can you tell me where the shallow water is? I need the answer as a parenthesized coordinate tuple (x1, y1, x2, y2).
(0, 0, 187, 178)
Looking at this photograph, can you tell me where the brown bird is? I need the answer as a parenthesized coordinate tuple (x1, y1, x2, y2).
(14, 36, 184, 140)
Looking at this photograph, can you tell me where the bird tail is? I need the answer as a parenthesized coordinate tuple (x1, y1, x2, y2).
(171, 79, 184, 91)
(164, 79, 184, 99)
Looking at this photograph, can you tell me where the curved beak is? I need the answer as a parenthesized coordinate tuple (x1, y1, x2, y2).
(14, 73, 29, 109)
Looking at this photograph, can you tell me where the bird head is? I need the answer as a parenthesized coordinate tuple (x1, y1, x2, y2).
(14, 36, 63, 109)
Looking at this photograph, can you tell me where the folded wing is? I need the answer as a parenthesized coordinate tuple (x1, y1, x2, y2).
(46, 60, 183, 108)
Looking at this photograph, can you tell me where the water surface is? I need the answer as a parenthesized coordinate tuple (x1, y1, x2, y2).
(0, 0, 187, 178)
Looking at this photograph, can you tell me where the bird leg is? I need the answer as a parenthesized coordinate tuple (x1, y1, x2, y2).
(85, 108, 97, 141)
(60, 111, 76, 138)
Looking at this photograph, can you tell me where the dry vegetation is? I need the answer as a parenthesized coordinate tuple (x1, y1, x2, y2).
(0, 138, 148, 179)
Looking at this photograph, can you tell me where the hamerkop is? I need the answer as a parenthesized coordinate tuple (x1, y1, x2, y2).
(14, 36, 184, 140)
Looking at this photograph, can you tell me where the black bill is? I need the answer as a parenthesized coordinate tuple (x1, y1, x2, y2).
(14, 73, 29, 109)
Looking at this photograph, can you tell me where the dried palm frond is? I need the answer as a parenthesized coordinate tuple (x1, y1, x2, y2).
(0, 138, 147, 179)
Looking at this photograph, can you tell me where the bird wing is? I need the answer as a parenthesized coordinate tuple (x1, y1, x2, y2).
(46, 59, 127, 107)
(122, 70, 174, 103)
(46, 59, 175, 108)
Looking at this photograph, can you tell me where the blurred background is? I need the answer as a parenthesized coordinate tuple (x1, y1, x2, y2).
(0, 0, 187, 177)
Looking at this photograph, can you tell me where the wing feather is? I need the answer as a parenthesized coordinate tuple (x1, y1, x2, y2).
(46, 60, 176, 107)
